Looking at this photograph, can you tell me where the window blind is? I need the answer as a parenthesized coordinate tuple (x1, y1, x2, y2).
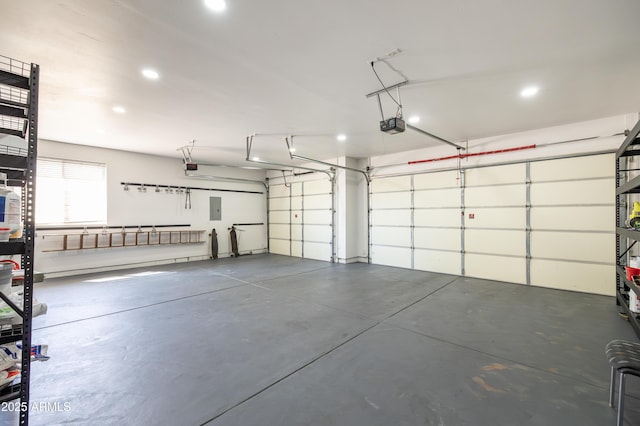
(36, 158, 107, 225)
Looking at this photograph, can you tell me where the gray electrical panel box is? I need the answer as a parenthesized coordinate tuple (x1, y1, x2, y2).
(209, 197, 221, 221)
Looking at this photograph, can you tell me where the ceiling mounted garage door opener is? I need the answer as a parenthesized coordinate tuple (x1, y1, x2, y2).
(367, 49, 465, 150)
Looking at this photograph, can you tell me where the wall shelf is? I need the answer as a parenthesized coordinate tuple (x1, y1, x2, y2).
(41, 229, 205, 252)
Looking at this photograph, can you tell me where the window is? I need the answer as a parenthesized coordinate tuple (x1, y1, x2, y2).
(36, 158, 107, 225)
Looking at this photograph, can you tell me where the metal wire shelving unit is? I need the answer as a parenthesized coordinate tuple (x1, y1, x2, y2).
(615, 119, 640, 338)
(0, 54, 39, 425)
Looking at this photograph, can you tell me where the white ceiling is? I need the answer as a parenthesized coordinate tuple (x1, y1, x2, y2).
(2, 0, 640, 167)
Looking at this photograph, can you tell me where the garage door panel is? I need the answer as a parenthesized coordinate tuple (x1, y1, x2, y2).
(414, 188, 460, 208)
(291, 182, 303, 196)
(371, 176, 411, 193)
(466, 254, 527, 284)
(465, 184, 526, 207)
(531, 206, 613, 231)
(303, 210, 332, 225)
(372, 192, 411, 209)
(291, 196, 303, 210)
(414, 209, 460, 227)
(290, 210, 302, 224)
(303, 242, 331, 261)
(291, 224, 302, 241)
(531, 154, 614, 181)
(466, 229, 526, 256)
(531, 231, 613, 263)
(269, 197, 289, 211)
(304, 225, 332, 243)
(531, 259, 613, 295)
(464, 207, 525, 229)
(371, 246, 412, 269)
(371, 210, 411, 227)
(465, 164, 525, 186)
(269, 185, 289, 198)
(269, 211, 290, 224)
(414, 228, 461, 251)
(304, 180, 332, 195)
(291, 241, 302, 257)
(414, 249, 460, 275)
(304, 194, 332, 209)
(530, 180, 613, 205)
(371, 227, 411, 247)
(414, 171, 459, 189)
(269, 239, 290, 256)
(269, 224, 290, 240)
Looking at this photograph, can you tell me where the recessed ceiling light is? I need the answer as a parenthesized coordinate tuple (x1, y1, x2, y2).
(142, 69, 160, 80)
(112, 106, 126, 114)
(96, 129, 105, 134)
(204, 0, 226, 12)
(408, 115, 420, 124)
(252, 156, 260, 161)
(520, 86, 539, 98)
(337, 134, 347, 142)
(289, 147, 296, 153)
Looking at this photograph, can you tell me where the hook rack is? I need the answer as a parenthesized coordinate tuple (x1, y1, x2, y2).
(120, 181, 263, 195)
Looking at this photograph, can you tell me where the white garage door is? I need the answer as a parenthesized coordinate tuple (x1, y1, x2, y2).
(369, 153, 614, 295)
(268, 179, 334, 262)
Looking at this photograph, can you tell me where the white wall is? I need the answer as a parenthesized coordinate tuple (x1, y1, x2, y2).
(336, 157, 367, 264)
(35, 140, 268, 276)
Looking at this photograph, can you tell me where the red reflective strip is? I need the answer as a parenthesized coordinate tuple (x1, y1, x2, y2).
(407, 144, 536, 165)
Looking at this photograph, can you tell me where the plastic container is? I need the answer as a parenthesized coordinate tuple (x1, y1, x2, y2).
(0, 173, 20, 235)
(0, 228, 9, 242)
(626, 266, 640, 281)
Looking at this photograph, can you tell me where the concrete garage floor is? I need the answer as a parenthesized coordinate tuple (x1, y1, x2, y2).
(2, 254, 639, 425)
